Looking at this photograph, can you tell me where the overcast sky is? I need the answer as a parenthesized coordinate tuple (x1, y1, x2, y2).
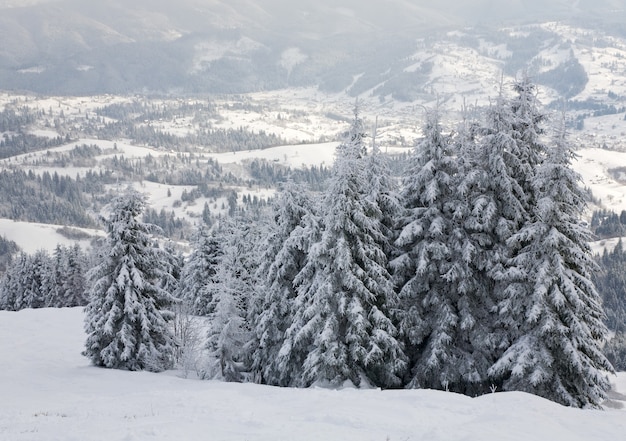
(0, 0, 622, 24)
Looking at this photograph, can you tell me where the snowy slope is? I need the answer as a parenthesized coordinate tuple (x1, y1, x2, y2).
(0, 219, 100, 254)
(540, 22, 626, 102)
(0, 139, 623, 254)
(0, 307, 624, 441)
(1, 85, 626, 255)
(576, 147, 626, 213)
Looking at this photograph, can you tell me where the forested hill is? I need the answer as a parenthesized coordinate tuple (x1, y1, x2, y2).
(0, 0, 624, 95)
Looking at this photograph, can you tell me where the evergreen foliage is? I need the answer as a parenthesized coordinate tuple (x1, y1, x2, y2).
(83, 190, 177, 372)
(143, 208, 189, 239)
(0, 245, 88, 310)
(178, 225, 223, 316)
(591, 209, 626, 239)
(596, 240, 626, 334)
(0, 252, 32, 311)
(364, 120, 402, 259)
(595, 240, 626, 370)
(394, 110, 493, 394)
(454, 79, 553, 392)
(0, 78, 610, 408)
(278, 109, 406, 388)
(0, 235, 20, 274)
(204, 219, 257, 381)
(250, 180, 319, 385)
(0, 169, 95, 227)
(490, 123, 613, 407)
(53, 244, 88, 307)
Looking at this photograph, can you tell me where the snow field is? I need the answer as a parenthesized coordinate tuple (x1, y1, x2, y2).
(577, 147, 626, 213)
(0, 307, 624, 441)
(0, 219, 100, 254)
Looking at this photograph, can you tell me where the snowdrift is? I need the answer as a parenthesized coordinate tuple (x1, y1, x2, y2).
(0, 307, 624, 441)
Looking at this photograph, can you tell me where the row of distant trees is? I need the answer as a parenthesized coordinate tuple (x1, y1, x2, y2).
(595, 241, 626, 369)
(0, 244, 88, 311)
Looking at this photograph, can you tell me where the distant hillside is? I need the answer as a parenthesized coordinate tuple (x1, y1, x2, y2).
(0, 0, 624, 96)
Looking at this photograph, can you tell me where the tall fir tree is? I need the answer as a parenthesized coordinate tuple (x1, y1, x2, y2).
(279, 110, 406, 388)
(447, 109, 504, 394)
(451, 80, 551, 390)
(56, 244, 88, 307)
(482, 78, 549, 277)
(178, 225, 222, 316)
(0, 252, 29, 310)
(364, 118, 402, 258)
(595, 240, 626, 370)
(205, 219, 255, 381)
(250, 180, 319, 386)
(490, 123, 613, 407)
(394, 111, 491, 393)
(83, 190, 177, 372)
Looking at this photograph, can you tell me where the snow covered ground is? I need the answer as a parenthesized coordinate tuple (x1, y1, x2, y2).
(576, 147, 626, 213)
(0, 307, 624, 441)
(0, 219, 101, 254)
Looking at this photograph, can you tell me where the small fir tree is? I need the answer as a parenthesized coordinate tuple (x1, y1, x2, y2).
(83, 190, 177, 372)
(204, 220, 254, 382)
(0, 252, 29, 310)
(57, 244, 88, 307)
(24, 250, 56, 309)
(178, 225, 222, 316)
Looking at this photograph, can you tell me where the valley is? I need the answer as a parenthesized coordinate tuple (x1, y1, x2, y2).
(2, 72, 626, 254)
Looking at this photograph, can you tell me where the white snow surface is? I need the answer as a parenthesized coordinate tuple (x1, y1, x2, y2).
(576, 147, 626, 213)
(0, 307, 624, 441)
(0, 219, 101, 253)
(203, 142, 340, 168)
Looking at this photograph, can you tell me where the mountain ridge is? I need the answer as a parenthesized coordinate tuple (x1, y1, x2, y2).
(0, 1, 624, 97)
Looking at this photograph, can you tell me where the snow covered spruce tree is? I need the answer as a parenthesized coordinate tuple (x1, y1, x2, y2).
(177, 225, 222, 316)
(83, 190, 177, 372)
(54, 244, 88, 307)
(472, 78, 547, 249)
(250, 180, 319, 386)
(394, 110, 492, 394)
(205, 259, 249, 382)
(0, 250, 58, 310)
(443, 79, 552, 392)
(204, 218, 255, 381)
(278, 109, 407, 388)
(472, 82, 536, 251)
(0, 252, 30, 310)
(596, 240, 626, 370)
(364, 118, 403, 258)
(31, 250, 58, 308)
(489, 122, 613, 407)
